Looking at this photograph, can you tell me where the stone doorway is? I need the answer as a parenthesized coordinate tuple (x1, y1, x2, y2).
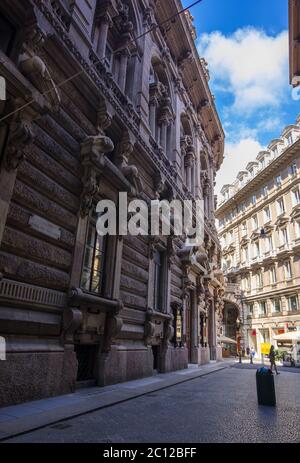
(152, 345, 159, 371)
(75, 344, 98, 386)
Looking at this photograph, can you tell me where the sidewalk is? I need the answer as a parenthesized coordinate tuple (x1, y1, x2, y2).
(0, 360, 235, 441)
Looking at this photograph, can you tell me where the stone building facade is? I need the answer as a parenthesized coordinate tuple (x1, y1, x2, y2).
(289, 0, 300, 86)
(216, 117, 300, 358)
(0, 0, 224, 406)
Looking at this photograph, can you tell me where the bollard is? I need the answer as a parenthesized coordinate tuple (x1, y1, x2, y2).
(256, 367, 276, 406)
(239, 352, 242, 364)
(250, 355, 253, 364)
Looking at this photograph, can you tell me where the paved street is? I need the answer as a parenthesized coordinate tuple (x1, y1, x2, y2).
(5, 365, 300, 443)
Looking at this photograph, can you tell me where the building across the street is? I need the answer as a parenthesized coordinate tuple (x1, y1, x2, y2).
(216, 117, 300, 358)
(0, 0, 224, 406)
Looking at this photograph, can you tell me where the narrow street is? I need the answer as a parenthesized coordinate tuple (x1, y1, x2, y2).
(4, 365, 300, 444)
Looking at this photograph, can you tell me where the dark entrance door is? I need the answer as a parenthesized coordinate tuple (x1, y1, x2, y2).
(185, 292, 193, 362)
(75, 344, 98, 384)
(152, 345, 159, 371)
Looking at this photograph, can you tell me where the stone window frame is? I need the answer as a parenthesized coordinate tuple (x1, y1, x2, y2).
(80, 211, 108, 296)
(271, 297, 281, 314)
(269, 266, 277, 285)
(283, 259, 293, 281)
(277, 197, 285, 216)
(70, 199, 123, 301)
(292, 186, 300, 207)
(287, 295, 298, 312)
(147, 238, 171, 315)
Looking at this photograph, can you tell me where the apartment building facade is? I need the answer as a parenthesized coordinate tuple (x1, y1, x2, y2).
(216, 118, 300, 358)
(0, 0, 224, 405)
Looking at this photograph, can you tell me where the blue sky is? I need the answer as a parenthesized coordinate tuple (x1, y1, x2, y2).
(182, 0, 299, 195)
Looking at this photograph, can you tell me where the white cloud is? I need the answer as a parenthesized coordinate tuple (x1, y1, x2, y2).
(215, 138, 264, 196)
(198, 28, 289, 113)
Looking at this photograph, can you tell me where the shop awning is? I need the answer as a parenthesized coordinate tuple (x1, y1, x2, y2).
(219, 335, 237, 345)
(273, 331, 300, 342)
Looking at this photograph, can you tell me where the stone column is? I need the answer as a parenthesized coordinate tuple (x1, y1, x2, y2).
(208, 299, 216, 360)
(96, 14, 111, 59)
(149, 100, 156, 136)
(190, 290, 199, 364)
(118, 48, 130, 92)
(185, 152, 194, 193)
(160, 117, 168, 154)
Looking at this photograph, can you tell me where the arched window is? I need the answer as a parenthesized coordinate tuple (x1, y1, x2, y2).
(148, 58, 174, 158)
(180, 115, 195, 194)
(93, 1, 141, 102)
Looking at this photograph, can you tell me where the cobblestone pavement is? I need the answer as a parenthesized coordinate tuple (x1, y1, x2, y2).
(6, 365, 300, 443)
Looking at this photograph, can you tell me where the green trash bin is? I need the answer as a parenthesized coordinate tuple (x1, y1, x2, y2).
(256, 367, 276, 406)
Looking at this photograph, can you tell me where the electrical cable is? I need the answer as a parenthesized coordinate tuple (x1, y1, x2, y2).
(0, 0, 203, 123)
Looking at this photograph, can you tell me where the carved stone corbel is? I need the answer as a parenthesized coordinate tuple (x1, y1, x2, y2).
(166, 236, 177, 269)
(19, 25, 61, 110)
(115, 130, 143, 196)
(153, 172, 174, 201)
(80, 134, 114, 217)
(145, 309, 156, 347)
(4, 116, 35, 171)
(62, 307, 83, 345)
(102, 300, 124, 353)
(163, 313, 174, 345)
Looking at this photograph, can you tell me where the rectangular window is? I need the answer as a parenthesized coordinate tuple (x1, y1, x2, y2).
(257, 271, 263, 288)
(280, 228, 289, 245)
(241, 221, 247, 235)
(277, 198, 285, 215)
(262, 185, 268, 198)
(290, 163, 297, 177)
(254, 241, 260, 258)
(81, 215, 107, 295)
(264, 207, 271, 223)
(287, 134, 293, 146)
(284, 261, 292, 280)
(246, 274, 251, 290)
(295, 221, 300, 239)
(272, 299, 281, 313)
(243, 245, 249, 261)
(248, 303, 254, 315)
(275, 175, 282, 188)
(270, 267, 277, 284)
(288, 296, 298, 312)
(266, 235, 273, 253)
(259, 301, 266, 315)
(252, 215, 258, 230)
(153, 250, 165, 312)
(292, 188, 300, 207)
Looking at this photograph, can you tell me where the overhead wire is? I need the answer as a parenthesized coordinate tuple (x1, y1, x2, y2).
(0, 0, 203, 123)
